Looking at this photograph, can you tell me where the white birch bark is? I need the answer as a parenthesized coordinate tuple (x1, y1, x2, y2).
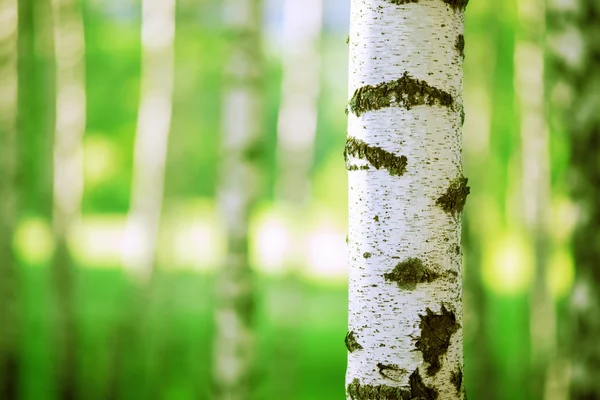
(515, 2, 555, 399)
(50, 0, 85, 397)
(0, 0, 19, 395)
(213, 0, 263, 398)
(122, 0, 176, 283)
(345, 1, 468, 398)
(275, 0, 322, 205)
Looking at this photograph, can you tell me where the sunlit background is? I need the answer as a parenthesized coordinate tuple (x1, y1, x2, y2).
(0, 0, 589, 398)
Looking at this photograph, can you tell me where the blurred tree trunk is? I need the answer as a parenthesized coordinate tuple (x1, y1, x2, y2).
(275, 0, 322, 205)
(345, 1, 468, 398)
(271, 1, 322, 397)
(213, 0, 264, 398)
(122, 0, 176, 284)
(50, 0, 86, 397)
(547, 0, 600, 398)
(515, 1, 555, 399)
(0, 0, 20, 397)
(108, 1, 176, 398)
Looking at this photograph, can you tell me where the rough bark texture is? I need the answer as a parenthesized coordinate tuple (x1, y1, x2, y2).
(346, 0, 467, 398)
(213, 0, 264, 398)
(122, 0, 176, 283)
(0, 0, 20, 397)
(50, 0, 86, 397)
(547, 0, 600, 397)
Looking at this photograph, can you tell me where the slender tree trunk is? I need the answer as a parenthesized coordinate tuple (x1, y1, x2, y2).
(213, 0, 263, 398)
(547, 0, 600, 397)
(345, 1, 468, 398)
(514, 1, 555, 399)
(0, 0, 20, 397)
(50, 0, 86, 397)
(108, 2, 176, 398)
(271, 1, 323, 397)
(122, 0, 176, 283)
(275, 0, 322, 204)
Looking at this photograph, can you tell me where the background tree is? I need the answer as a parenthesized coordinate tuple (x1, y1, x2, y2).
(122, 0, 176, 284)
(515, 0, 555, 398)
(50, 0, 86, 397)
(345, 0, 468, 398)
(0, 0, 20, 397)
(213, 0, 264, 397)
(547, 0, 600, 397)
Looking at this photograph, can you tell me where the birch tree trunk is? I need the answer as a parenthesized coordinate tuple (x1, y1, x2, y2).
(345, 1, 468, 398)
(213, 0, 263, 398)
(122, 0, 176, 283)
(50, 0, 86, 397)
(0, 0, 20, 396)
(547, 0, 600, 397)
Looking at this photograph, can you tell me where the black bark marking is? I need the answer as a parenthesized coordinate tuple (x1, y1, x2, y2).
(347, 164, 370, 171)
(415, 305, 460, 376)
(455, 34, 465, 59)
(346, 331, 364, 353)
(384, 0, 468, 8)
(450, 367, 463, 393)
(364, 252, 373, 259)
(436, 175, 470, 215)
(344, 137, 408, 176)
(442, 0, 469, 10)
(348, 72, 454, 117)
(384, 0, 419, 4)
(383, 258, 440, 290)
(347, 369, 438, 400)
(377, 363, 408, 382)
(374, 215, 380, 222)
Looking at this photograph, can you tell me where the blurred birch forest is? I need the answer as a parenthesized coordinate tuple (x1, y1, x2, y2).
(0, 0, 597, 399)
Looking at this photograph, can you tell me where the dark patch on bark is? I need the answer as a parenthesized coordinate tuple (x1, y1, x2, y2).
(364, 252, 372, 259)
(344, 137, 408, 176)
(436, 175, 470, 215)
(347, 164, 370, 171)
(383, 258, 440, 290)
(374, 215, 380, 222)
(377, 363, 408, 382)
(442, 0, 469, 10)
(455, 35, 465, 59)
(345, 331, 363, 353)
(451, 367, 463, 393)
(385, 0, 419, 4)
(415, 304, 460, 376)
(348, 72, 454, 117)
(347, 369, 438, 400)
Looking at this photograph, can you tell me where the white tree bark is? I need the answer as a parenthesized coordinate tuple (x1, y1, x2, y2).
(345, 1, 468, 398)
(0, 0, 19, 395)
(122, 0, 176, 283)
(275, 0, 322, 205)
(213, 0, 263, 398)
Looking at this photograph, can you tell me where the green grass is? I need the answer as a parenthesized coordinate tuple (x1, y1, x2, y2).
(17, 268, 347, 400)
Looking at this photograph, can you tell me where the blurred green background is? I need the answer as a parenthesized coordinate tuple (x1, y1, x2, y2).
(2, 0, 581, 399)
